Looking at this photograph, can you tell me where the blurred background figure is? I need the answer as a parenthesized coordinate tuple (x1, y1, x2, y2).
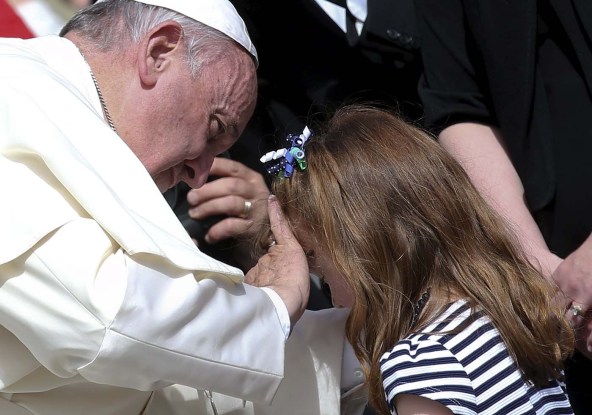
(1, 0, 34, 38)
(2, 0, 77, 37)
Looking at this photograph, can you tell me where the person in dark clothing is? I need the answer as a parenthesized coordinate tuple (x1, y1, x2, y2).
(415, 0, 592, 412)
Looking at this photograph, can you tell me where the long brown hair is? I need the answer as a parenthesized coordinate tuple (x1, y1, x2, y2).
(271, 104, 573, 414)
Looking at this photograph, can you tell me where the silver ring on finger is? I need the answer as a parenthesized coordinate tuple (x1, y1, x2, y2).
(241, 199, 253, 218)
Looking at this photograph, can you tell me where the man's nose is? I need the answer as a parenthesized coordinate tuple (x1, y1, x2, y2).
(183, 157, 214, 189)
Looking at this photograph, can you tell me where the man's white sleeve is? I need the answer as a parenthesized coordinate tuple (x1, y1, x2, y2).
(0, 218, 285, 403)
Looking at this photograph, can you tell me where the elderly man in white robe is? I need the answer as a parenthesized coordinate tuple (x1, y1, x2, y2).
(0, 0, 366, 414)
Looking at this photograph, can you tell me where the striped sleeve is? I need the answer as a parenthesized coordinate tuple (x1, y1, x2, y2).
(380, 338, 478, 415)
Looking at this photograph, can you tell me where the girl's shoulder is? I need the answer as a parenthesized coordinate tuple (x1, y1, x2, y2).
(379, 299, 573, 415)
(379, 298, 508, 390)
(379, 300, 482, 414)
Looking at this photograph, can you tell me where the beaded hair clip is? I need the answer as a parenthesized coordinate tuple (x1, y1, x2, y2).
(260, 126, 312, 178)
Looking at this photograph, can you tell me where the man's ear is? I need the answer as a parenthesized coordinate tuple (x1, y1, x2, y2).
(138, 20, 183, 86)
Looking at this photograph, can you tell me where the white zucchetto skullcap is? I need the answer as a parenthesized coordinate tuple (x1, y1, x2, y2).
(100, 0, 258, 64)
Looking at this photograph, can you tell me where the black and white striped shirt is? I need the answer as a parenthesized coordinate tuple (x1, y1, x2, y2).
(380, 300, 573, 414)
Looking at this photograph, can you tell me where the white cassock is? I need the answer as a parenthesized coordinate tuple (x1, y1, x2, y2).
(0, 35, 367, 414)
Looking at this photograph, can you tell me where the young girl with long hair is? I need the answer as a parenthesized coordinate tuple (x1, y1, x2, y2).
(255, 104, 574, 414)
